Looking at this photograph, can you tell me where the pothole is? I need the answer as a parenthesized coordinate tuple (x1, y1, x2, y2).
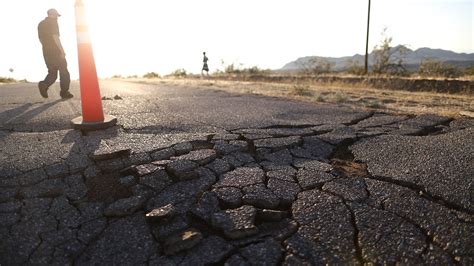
(329, 140, 370, 179)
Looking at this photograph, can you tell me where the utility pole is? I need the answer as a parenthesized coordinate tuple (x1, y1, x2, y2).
(365, 0, 371, 74)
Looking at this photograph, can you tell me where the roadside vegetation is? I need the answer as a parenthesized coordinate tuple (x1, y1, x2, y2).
(0, 77, 16, 83)
(112, 30, 472, 117)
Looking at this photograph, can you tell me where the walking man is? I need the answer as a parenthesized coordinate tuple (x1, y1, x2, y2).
(202, 52, 209, 76)
(38, 8, 73, 99)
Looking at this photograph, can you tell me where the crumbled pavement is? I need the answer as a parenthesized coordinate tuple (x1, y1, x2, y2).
(1, 111, 473, 265)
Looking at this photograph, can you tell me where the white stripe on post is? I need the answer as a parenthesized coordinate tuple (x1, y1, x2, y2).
(76, 32, 91, 44)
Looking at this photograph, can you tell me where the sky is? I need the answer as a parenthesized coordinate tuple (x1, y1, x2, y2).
(0, 0, 472, 81)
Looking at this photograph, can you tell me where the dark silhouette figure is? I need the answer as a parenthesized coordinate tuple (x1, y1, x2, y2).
(38, 8, 73, 99)
(202, 52, 209, 76)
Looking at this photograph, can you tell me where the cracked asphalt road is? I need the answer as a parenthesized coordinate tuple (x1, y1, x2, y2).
(0, 80, 473, 265)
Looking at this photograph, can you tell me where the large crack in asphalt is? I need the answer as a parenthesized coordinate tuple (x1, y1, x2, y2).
(368, 175, 473, 215)
(329, 132, 472, 216)
(1, 112, 472, 265)
(328, 133, 472, 263)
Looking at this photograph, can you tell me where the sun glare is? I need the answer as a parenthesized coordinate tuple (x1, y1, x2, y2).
(0, 0, 472, 80)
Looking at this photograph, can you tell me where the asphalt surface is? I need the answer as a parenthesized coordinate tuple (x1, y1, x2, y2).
(0, 80, 473, 265)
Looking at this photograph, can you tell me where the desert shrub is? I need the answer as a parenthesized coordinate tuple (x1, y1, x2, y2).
(418, 60, 462, 78)
(0, 77, 15, 83)
(331, 92, 348, 103)
(463, 66, 474, 77)
(169, 68, 187, 77)
(289, 84, 312, 96)
(246, 66, 270, 75)
(372, 29, 408, 76)
(345, 59, 366, 75)
(314, 92, 326, 102)
(225, 63, 239, 74)
(143, 72, 160, 79)
(364, 100, 384, 108)
(223, 64, 269, 75)
(298, 58, 334, 75)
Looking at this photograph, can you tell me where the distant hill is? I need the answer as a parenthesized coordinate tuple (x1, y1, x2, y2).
(281, 46, 474, 72)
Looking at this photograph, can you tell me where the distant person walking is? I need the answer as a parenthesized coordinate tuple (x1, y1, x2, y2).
(202, 52, 209, 76)
(38, 8, 73, 99)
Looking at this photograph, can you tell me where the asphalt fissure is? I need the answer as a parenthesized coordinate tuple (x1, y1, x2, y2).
(370, 175, 473, 216)
(343, 202, 366, 266)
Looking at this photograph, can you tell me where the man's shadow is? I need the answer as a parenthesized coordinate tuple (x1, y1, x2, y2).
(61, 126, 121, 171)
(0, 100, 63, 141)
(4, 100, 63, 124)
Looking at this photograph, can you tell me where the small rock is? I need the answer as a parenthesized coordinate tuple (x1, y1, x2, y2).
(242, 184, 280, 209)
(134, 164, 160, 176)
(138, 168, 172, 191)
(267, 178, 301, 206)
(113, 95, 123, 100)
(214, 141, 248, 155)
(151, 148, 176, 161)
(166, 160, 199, 181)
(164, 228, 203, 255)
(146, 204, 176, 223)
(206, 158, 232, 175)
(211, 205, 258, 239)
(174, 149, 217, 165)
(296, 168, 335, 189)
(104, 196, 146, 217)
(213, 187, 243, 208)
(214, 167, 265, 189)
(173, 142, 193, 155)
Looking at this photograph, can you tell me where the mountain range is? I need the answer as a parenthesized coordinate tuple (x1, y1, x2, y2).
(281, 46, 474, 71)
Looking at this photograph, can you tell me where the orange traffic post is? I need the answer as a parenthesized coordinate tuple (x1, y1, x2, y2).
(71, 0, 117, 131)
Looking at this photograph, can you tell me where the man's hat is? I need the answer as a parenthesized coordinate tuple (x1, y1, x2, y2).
(47, 8, 61, 17)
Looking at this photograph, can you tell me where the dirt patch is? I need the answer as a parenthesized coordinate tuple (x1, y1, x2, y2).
(330, 141, 370, 179)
